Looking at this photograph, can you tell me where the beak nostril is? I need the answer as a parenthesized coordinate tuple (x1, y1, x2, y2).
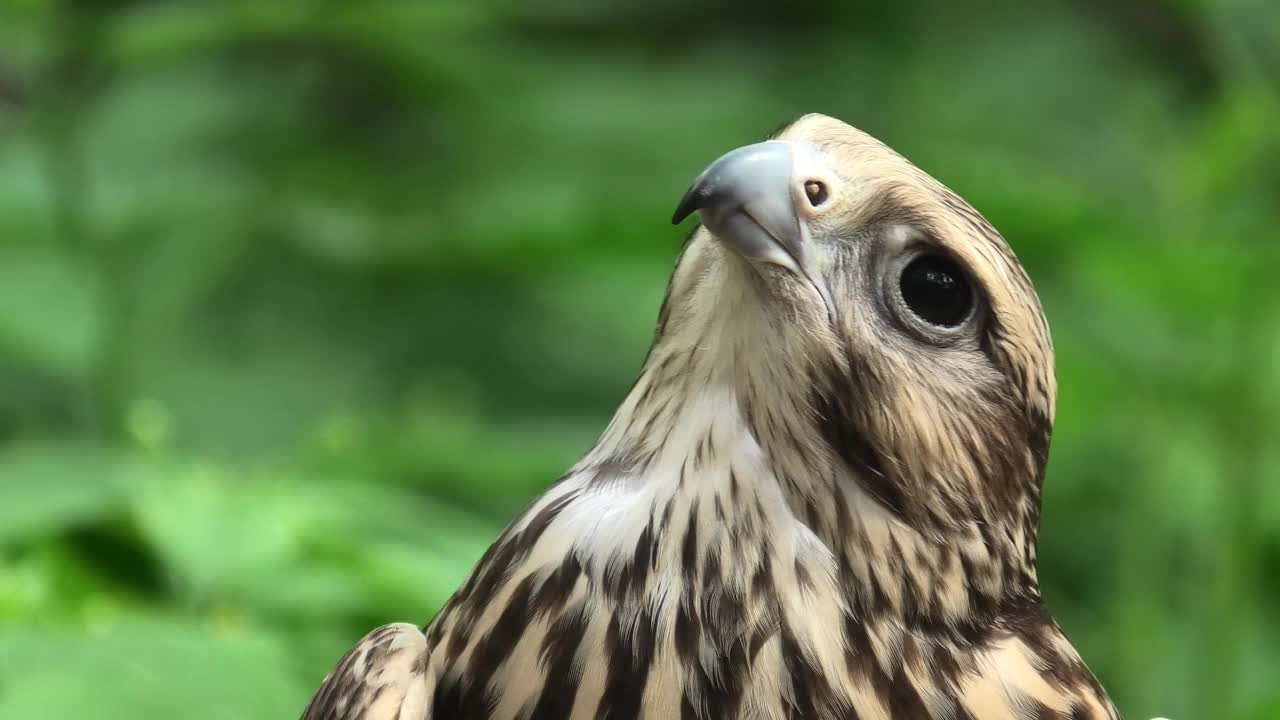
(804, 180, 828, 207)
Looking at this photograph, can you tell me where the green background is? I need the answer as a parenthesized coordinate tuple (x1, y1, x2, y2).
(1, 1, 1278, 718)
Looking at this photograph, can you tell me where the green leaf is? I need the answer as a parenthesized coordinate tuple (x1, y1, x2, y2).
(0, 247, 104, 378)
(0, 616, 307, 720)
(0, 442, 145, 544)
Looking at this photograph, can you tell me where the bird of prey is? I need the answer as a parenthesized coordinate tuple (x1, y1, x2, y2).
(300, 114, 1118, 720)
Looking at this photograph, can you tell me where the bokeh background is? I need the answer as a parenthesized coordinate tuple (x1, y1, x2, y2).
(1, 1, 1278, 718)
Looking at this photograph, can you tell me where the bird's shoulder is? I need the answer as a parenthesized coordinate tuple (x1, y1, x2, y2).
(959, 601, 1120, 719)
(300, 623, 436, 720)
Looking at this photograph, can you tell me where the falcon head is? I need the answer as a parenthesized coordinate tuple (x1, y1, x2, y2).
(654, 113, 1056, 609)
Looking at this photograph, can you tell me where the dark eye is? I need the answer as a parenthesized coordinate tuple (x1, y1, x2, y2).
(899, 254, 973, 328)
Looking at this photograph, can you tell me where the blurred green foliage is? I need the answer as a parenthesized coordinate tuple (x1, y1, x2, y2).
(0, 0, 1277, 718)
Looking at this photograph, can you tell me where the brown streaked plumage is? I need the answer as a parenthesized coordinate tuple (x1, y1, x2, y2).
(300, 114, 1119, 720)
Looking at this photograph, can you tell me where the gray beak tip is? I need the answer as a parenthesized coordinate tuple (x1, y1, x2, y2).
(671, 183, 706, 225)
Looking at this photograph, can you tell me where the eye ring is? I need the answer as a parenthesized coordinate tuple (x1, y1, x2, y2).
(804, 180, 828, 207)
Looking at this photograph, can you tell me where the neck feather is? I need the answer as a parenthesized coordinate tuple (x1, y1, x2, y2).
(571, 318, 1041, 631)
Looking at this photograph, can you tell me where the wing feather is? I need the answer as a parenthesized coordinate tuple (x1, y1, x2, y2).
(300, 623, 435, 720)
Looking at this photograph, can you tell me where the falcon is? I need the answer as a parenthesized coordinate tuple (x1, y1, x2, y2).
(300, 114, 1119, 720)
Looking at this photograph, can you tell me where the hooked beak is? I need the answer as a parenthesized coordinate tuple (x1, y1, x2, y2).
(672, 140, 835, 323)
